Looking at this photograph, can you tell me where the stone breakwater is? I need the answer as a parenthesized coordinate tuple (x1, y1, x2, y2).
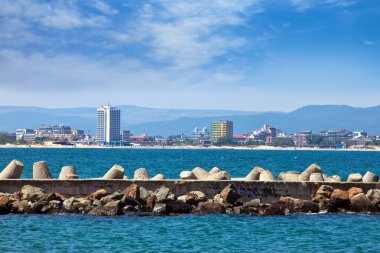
(0, 160, 379, 216)
(0, 183, 380, 216)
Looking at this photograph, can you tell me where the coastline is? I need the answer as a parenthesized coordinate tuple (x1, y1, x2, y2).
(0, 143, 379, 151)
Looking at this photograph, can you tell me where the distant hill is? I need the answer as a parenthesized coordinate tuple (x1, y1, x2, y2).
(0, 104, 379, 136)
(0, 105, 257, 134)
(127, 105, 380, 136)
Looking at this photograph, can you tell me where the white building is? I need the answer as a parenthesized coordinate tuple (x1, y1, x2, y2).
(16, 128, 35, 142)
(96, 105, 121, 144)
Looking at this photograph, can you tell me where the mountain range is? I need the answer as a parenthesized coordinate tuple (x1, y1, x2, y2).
(0, 105, 379, 136)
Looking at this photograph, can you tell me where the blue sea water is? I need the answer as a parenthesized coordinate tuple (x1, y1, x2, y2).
(0, 148, 380, 252)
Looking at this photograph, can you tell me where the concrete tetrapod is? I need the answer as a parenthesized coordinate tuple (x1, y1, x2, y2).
(209, 167, 221, 174)
(134, 168, 150, 180)
(208, 171, 231, 180)
(298, 164, 322, 181)
(33, 161, 53, 179)
(192, 167, 210, 180)
(279, 172, 300, 182)
(0, 160, 24, 179)
(362, 171, 379, 183)
(180, 171, 196, 180)
(103, 165, 125, 179)
(245, 166, 265, 181)
(151, 174, 166, 180)
(347, 173, 362, 182)
(59, 166, 79, 180)
(259, 170, 275, 181)
(309, 173, 324, 182)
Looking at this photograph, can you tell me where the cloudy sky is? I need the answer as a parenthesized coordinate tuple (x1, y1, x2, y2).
(0, 0, 379, 111)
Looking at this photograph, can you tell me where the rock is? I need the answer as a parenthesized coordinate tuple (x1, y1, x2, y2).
(209, 167, 221, 174)
(89, 200, 123, 216)
(241, 199, 262, 214)
(350, 193, 376, 212)
(219, 184, 241, 204)
(103, 165, 125, 179)
(362, 171, 379, 183)
(33, 161, 53, 179)
(73, 199, 91, 209)
(348, 187, 363, 200)
(195, 202, 226, 214)
(0, 160, 24, 179)
(184, 191, 207, 205)
(261, 203, 286, 216)
(322, 174, 329, 181)
(245, 166, 265, 180)
(281, 172, 300, 182)
(100, 192, 124, 204)
(213, 194, 224, 204)
(152, 203, 167, 215)
(58, 166, 78, 180)
(347, 173, 362, 182)
(366, 189, 380, 204)
(11, 200, 31, 214)
(165, 201, 192, 214)
(40, 192, 64, 202)
(0, 196, 11, 215)
(293, 199, 319, 213)
(207, 171, 231, 180)
(138, 187, 151, 201)
(151, 174, 166, 180)
(192, 167, 210, 180)
(122, 184, 140, 201)
(309, 173, 324, 182)
(89, 189, 108, 200)
(134, 168, 150, 180)
(145, 195, 156, 211)
(177, 195, 187, 202)
(153, 186, 175, 203)
(313, 185, 334, 201)
(21, 185, 45, 201)
(180, 171, 196, 180)
(259, 170, 275, 181)
(328, 189, 350, 212)
(326, 175, 342, 182)
(298, 163, 322, 181)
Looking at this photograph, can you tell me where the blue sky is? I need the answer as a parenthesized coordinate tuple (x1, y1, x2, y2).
(0, 0, 379, 111)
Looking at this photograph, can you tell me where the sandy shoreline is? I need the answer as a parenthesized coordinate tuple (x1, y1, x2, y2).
(0, 143, 379, 151)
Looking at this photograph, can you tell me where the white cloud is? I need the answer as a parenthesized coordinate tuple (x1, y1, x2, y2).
(123, 0, 263, 68)
(92, 0, 118, 15)
(363, 39, 375, 46)
(0, 0, 108, 29)
(290, 0, 357, 12)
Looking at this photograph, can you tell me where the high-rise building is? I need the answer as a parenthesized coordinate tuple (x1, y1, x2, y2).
(96, 105, 121, 144)
(210, 120, 233, 144)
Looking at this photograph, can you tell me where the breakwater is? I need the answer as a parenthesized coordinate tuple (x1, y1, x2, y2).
(0, 160, 379, 216)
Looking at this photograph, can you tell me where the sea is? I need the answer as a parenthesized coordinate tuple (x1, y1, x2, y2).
(0, 148, 379, 252)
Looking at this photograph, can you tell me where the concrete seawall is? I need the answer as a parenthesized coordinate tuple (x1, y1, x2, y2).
(0, 180, 379, 201)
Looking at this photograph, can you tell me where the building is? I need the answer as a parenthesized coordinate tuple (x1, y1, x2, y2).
(96, 105, 121, 144)
(320, 129, 352, 144)
(16, 128, 35, 142)
(188, 127, 210, 144)
(249, 124, 284, 143)
(210, 120, 233, 144)
(120, 130, 131, 143)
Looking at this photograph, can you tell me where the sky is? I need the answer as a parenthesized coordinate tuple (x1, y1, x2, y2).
(0, 0, 379, 111)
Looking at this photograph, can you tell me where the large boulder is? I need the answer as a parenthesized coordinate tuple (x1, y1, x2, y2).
(328, 189, 350, 212)
(89, 200, 124, 216)
(312, 185, 334, 202)
(0, 196, 11, 214)
(348, 187, 363, 200)
(259, 170, 275, 181)
(122, 184, 140, 202)
(89, 189, 108, 200)
(153, 186, 175, 203)
(58, 166, 78, 180)
(33, 161, 53, 179)
(350, 193, 376, 213)
(244, 166, 265, 181)
(195, 202, 226, 214)
(21, 185, 45, 201)
(192, 167, 210, 180)
(366, 189, 380, 205)
(309, 173, 324, 182)
(103, 165, 125, 179)
(362, 171, 379, 183)
(179, 171, 196, 180)
(184, 191, 207, 205)
(219, 184, 241, 204)
(298, 163, 322, 181)
(0, 160, 24, 179)
(347, 173, 362, 182)
(134, 168, 150, 180)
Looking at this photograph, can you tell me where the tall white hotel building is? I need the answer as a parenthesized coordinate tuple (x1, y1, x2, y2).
(96, 105, 121, 144)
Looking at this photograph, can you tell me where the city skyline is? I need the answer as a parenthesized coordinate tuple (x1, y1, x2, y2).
(0, 1, 379, 111)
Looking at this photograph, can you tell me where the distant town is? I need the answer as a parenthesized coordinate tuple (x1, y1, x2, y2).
(1, 105, 379, 149)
